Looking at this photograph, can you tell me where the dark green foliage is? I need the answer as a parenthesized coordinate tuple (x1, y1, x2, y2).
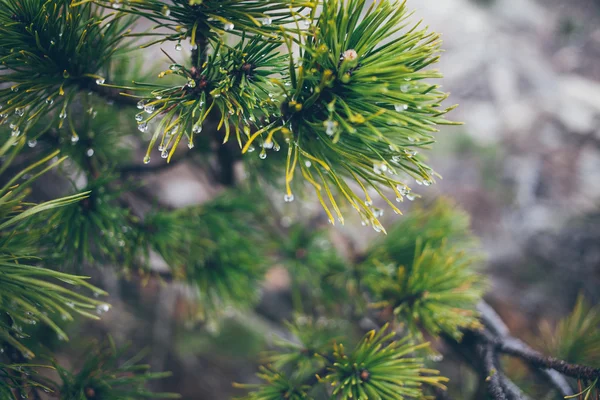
(0, 0, 135, 138)
(542, 294, 600, 368)
(266, 318, 347, 381)
(325, 327, 446, 400)
(237, 366, 310, 400)
(0, 0, 494, 398)
(242, 0, 458, 228)
(138, 190, 269, 319)
(361, 199, 485, 339)
(365, 240, 484, 340)
(129, 36, 287, 162)
(56, 339, 180, 399)
(0, 137, 105, 359)
(36, 177, 137, 267)
(244, 326, 447, 400)
(86, 0, 313, 45)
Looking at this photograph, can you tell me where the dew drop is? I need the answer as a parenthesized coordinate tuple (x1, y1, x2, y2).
(304, 160, 312, 168)
(394, 104, 408, 112)
(71, 134, 79, 143)
(261, 16, 272, 26)
(137, 100, 145, 109)
(86, 148, 94, 157)
(27, 139, 37, 148)
(135, 113, 144, 122)
(284, 193, 294, 202)
(95, 77, 105, 85)
(224, 22, 234, 31)
(161, 5, 170, 16)
(143, 155, 151, 164)
(144, 104, 155, 113)
(161, 150, 168, 158)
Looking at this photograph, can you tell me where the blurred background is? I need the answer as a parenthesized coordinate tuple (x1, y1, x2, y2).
(43, 0, 600, 398)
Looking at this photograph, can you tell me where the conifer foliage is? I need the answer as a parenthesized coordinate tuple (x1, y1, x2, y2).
(0, 0, 598, 399)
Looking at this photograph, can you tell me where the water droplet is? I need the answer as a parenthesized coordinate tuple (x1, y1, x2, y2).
(284, 193, 294, 202)
(423, 179, 432, 186)
(15, 107, 24, 116)
(373, 222, 383, 233)
(247, 145, 255, 153)
(10, 85, 19, 92)
(27, 139, 37, 148)
(394, 104, 408, 112)
(259, 150, 267, 159)
(188, 141, 194, 149)
(63, 70, 70, 79)
(135, 113, 144, 122)
(325, 120, 337, 136)
(400, 84, 410, 93)
(144, 104, 155, 113)
(186, 78, 196, 88)
(46, 97, 54, 105)
(304, 160, 312, 168)
(96, 304, 110, 314)
(161, 150, 168, 158)
(71, 134, 79, 143)
(86, 148, 94, 157)
(138, 122, 148, 132)
(406, 193, 416, 201)
(263, 141, 274, 149)
(95, 77, 105, 85)
(59, 110, 67, 119)
(408, 137, 415, 142)
(137, 100, 145, 109)
(143, 155, 151, 164)
(11, 127, 20, 137)
(192, 124, 202, 134)
(161, 5, 170, 16)
(415, 179, 423, 185)
(261, 16, 272, 26)
(224, 22, 234, 31)
(169, 64, 180, 71)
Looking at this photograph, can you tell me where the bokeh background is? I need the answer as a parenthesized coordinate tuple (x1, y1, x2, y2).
(46, 0, 600, 398)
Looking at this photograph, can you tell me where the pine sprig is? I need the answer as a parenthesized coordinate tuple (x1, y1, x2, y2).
(0, 136, 108, 360)
(0, 0, 135, 138)
(138, 190, 269, 319)
(55, 338, 181, 399)
(241, 326, 448, 400)
(365, 240, 484, 340)
(241, 0, 458, 229)
(85, 0, 315, 46)
(359, 198, 484, 340)
(33, 176, 137, 267)
(325, 326, 447, 400)
(128, 36, 287, 162)
(541, 294, 600, 368)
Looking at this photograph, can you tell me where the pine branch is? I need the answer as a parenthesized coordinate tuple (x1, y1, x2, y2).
(476, 302, 576, 397)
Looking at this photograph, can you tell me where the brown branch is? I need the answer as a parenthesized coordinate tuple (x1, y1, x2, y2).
(476, 301, 577, 397)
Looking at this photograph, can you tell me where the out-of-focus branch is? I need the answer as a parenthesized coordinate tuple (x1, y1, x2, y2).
(476, 301, 576, 397)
